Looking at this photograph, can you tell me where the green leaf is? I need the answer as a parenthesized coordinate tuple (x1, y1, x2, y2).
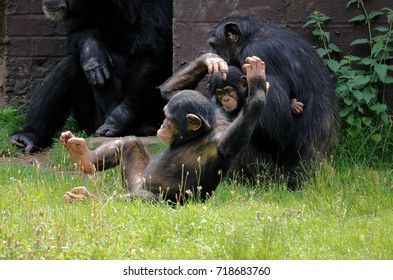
(359, 58, 374, 65)
(312, 29, 322, 37)
(328, 43, 341, 53)
(343, 98, 353, 105)
(346, 114, 355, 125)
(340, 107, 352, 117)
(352, 76, 370, 88)
(353, 90, 363, 101)
(327, 60, 341, 72)
(324, 31, 330, 41)
(346, 0, 359, 8)
(350, 38, 369, 46)
(319, 14, 330, 22)
(370, 103, 387, 113)
(362, 117, 371, 126)
(368, 11, 384, 20)
(381, 112, 389, 123)
(336, 84, 349, 96)
(374, 64, 388, 81)
(344, 55, 362, 62)
(374, 26, 389, 33)
(316, 48, 330, 58)
(349, 14, 367, 23)
(384, 75, 393, 84)
(303, 19, 316, 28)
(371, 43, 384, 57)
(361, 91, 376, 104)
(371, 133, 383, 143)
(384, 8, 393, 24)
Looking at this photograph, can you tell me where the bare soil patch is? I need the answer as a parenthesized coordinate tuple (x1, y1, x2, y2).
(0, 136, 162, 168)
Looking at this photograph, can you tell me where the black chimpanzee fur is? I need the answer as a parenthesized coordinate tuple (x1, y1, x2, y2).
(11, 0, 173, 153)
(208, 14, 341, 189)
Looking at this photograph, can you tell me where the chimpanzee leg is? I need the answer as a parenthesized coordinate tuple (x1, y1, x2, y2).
(11, 55, 91, 153)
(91, 136, 159, 201)
(83, 53, 127, 130)
(60, 132, 150, 192)
(96, 54, 168, 137)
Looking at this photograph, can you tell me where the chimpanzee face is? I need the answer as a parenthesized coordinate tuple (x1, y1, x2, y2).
(42, 0, 68, 22)
(156, 107, 179, 144)
(215, 86, 239, 112)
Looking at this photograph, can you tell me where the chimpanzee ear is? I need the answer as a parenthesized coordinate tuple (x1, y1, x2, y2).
(240, 75, 248, 96)
(224, 22, 241, 43)
(185, 114, 202, 131)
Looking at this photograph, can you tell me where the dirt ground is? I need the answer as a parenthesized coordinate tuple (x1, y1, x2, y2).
(0, 136, 163, 168)
(0, 150, 51, 166)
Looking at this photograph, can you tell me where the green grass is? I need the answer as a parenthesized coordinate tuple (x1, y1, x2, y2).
(0, 109, 392, 260)
(0, 108, 26, 155)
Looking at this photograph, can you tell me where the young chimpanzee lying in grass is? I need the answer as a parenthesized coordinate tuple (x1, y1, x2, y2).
(61, 56, 269, 204)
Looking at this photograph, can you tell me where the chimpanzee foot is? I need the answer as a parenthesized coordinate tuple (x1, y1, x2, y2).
(10, 132, 43, 154)
(60, 131, 95, 174)
(63, 186, 93, 202)
(95, 123, 124, 137)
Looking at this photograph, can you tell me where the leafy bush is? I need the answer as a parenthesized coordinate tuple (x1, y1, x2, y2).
(304, 0, 393, 137)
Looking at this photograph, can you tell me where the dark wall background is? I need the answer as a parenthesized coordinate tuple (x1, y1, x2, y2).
(173, 0, 389, 67)
(0, 0, 5, 106)
(2, 0, 66, 107)
(0, 0, 391, 109)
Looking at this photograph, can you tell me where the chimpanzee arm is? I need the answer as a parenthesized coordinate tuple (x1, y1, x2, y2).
(68, 19, 113, 86)
(160, 53, 228, 101)
(218, 57, 267, 159)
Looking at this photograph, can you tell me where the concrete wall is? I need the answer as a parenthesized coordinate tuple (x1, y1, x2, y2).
(0, 0, 391, 109)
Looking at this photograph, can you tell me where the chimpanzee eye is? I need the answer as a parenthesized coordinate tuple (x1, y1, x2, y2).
(215, 89, 225, 98)
(216, 88, 234, 98)
(224, 89, 232, 95)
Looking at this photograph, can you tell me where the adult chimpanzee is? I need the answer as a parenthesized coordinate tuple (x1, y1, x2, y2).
(11, 0, 173, 153)
(162, 14, 340, 189)
(61, 57, 268, 203)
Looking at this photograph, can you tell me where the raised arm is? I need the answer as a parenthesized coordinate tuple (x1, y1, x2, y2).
(218, 56, 268, 158)
(160, 53, 228, 101)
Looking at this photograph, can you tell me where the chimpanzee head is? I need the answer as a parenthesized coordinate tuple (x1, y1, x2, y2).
(209, 66, 247, 118)
(42, 0, 69, 22)
(156, 90, 215, 147)
(208, 14, 262, 66)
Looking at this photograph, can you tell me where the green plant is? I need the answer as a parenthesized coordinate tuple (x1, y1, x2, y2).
(0, 108, 25, 155)
(304, 0, 393, 137)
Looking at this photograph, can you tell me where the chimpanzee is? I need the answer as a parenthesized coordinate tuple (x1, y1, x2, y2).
(10, 0, 173, 153)
(162, 14, 340, 189)
(62, 57, 268, 203)
(208, 65, 304, 120)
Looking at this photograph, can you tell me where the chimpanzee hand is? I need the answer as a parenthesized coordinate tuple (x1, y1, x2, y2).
(80, 37, 113, 86)
(203, 55, 228, 80)
(243, 56, 269, 94)
(290, 98, 305, 115)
